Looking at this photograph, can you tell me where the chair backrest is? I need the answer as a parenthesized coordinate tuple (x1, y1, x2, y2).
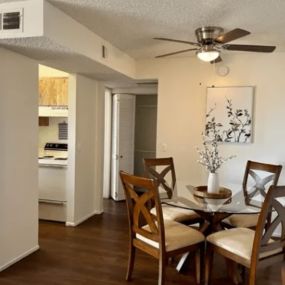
(119, 171, 166, 250)
(243, 160, 282, 202)
(252, 185, 285, 264)
(143, 157, 176, 199)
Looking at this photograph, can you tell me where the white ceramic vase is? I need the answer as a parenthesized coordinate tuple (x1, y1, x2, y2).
(207, 172, 220, 194)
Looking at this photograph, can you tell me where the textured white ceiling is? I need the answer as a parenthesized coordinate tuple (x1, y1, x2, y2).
(1, 0, 285, 59)
(0, 36, 132, 82)
(43, 0, 285, 58)
(1, 0, 285, 71)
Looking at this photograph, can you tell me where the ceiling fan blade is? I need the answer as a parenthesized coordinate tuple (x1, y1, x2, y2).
(210, 56, 223, 64)
(155, 48, 198, 58)
(215, 28, 250, 44)
(153, 37, 200, 46)
(223, 44, 276, 52)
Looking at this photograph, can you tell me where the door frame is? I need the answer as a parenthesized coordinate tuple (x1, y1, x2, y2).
(103, 84, 158, 200)
(103, 88, 112, 198)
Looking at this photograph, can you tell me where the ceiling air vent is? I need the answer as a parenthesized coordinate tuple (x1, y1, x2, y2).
(0, 8, 23, 32)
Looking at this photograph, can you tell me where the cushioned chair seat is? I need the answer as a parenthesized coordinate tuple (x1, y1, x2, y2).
(137, 220, 205, 252)
(223, 213, 259, 228)
(207, 228, 282, 264)
(151, 204, 200, 223)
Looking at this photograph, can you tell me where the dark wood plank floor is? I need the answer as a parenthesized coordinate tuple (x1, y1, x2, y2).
(0, 199, 283, 285)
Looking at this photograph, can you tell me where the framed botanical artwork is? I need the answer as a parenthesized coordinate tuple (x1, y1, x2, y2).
(206, 86, 254, 143)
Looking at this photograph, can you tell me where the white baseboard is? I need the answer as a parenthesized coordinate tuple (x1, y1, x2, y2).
(65, 209, 103, 227)
(0, 245, 40, 272)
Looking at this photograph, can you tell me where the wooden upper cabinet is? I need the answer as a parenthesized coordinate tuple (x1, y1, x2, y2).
(39, 77, 68, 106)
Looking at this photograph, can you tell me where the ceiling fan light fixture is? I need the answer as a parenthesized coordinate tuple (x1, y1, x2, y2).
(197, 48, 220, 62)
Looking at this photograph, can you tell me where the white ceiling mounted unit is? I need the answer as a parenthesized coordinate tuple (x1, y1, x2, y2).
(0, 8, 23, 33)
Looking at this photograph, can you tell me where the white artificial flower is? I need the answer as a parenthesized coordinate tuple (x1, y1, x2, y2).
(197, 134, 235, 173)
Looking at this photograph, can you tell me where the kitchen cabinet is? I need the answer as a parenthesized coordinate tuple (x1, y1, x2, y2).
(39, 77, 68, 106)
(39, 77, 68, 117)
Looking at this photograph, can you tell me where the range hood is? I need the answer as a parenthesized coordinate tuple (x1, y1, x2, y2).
(39, 106, 68, 117)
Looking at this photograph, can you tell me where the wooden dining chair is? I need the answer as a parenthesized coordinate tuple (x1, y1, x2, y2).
(143, 157, 201, 224)
(205, 185, 285, 285)
(223, 160, 282, 228)
(120, 171, 205, 285)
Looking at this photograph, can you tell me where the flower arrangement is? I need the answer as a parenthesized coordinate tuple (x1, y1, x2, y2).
(197, 136, 234, 173)
(197, 127, 235, 173)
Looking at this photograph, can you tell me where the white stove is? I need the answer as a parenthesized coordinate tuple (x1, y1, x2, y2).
(39, 142, 68, 222)
(38, 143, 68, 167)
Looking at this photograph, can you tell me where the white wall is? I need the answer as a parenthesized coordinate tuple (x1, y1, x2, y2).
(66, 74, 104, 226)
(39, 64, 69, 77)
(43, 1, 135, 78)
(0, 48, 39, 271)
(38, 117, 68, 154)
(136, 53, 285, 192)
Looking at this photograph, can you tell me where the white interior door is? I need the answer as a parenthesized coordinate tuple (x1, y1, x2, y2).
(111, 94, 135, 201)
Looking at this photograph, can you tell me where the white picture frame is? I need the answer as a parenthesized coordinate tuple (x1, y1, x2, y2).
(206, 86, 254, 143)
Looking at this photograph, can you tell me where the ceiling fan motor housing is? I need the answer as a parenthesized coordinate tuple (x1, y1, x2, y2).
(195, 26, 224, 45)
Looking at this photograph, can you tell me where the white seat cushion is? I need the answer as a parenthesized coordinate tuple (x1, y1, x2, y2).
(136, 220, 204, 252)
(151, 204, 200, 222)
(223, 214, 259, 228)
(207, 228, 282, 264)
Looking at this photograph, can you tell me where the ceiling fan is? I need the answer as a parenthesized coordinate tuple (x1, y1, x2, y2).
(154, 27, 276, 63)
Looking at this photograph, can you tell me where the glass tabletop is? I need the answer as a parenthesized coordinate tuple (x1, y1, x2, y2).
(162, 184, 262, 214)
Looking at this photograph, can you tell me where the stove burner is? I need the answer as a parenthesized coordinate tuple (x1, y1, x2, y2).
(44, 143, 68, 151)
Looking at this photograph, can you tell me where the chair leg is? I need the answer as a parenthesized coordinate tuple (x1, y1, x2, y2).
(126, 244, 136, 281)
(205, 244, 214, 285)
(282, 264, 285, 285)
(226, 259, 241, 285)
(176, 252, 190, 272)
(248, 264, 257, 285)
(241, 265, 246, 282)
(158, 255, 166, 285)
(195, 244, 204, 285)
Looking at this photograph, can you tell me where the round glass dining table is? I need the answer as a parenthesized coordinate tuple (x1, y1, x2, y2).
(162, 184, 262, 234)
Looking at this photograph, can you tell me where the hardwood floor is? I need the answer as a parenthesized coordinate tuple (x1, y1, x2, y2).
(0, 199, 283, 285)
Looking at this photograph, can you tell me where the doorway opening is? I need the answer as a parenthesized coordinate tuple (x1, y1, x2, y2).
(38, 64, 69, 223)
(103, 82, 158, 201)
